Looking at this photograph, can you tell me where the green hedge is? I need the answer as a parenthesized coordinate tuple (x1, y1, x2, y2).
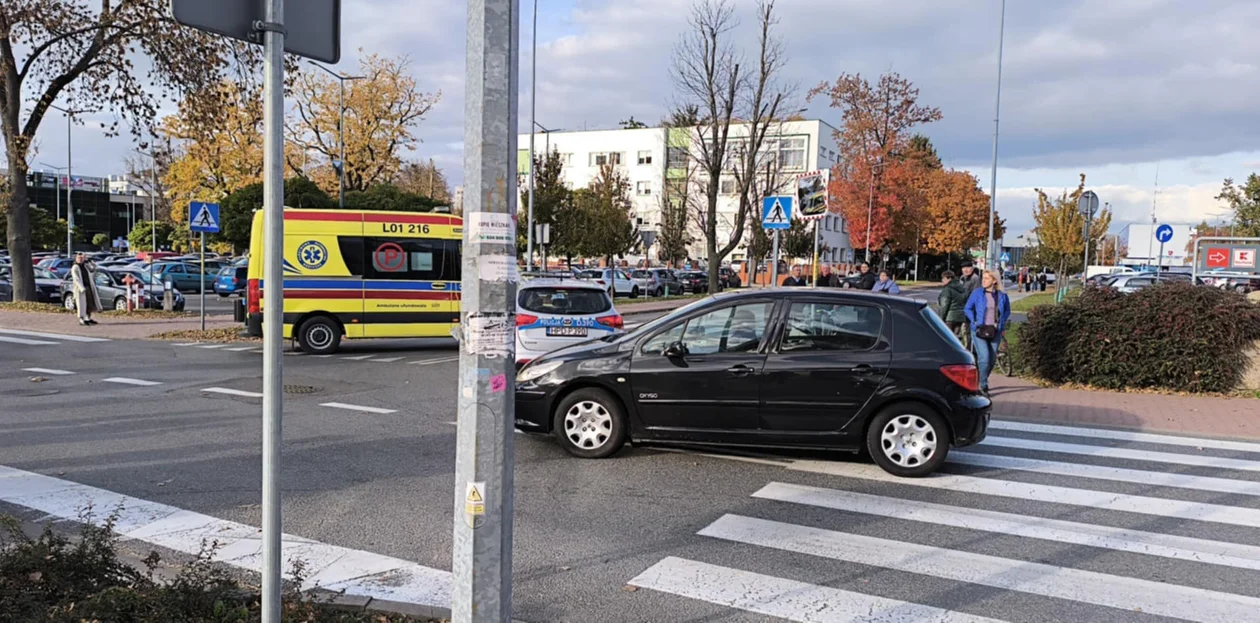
(1017, 282, 1260, 392)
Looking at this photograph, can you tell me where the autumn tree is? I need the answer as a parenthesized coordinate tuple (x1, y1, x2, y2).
(518, 150, 572, 263)
(656, 192, 692, 266)
(1030, 174, 1112, 278)
(1216, 174, 1260, 237)
(1, 0, 256, 300)
(916, 168, 1003, 254)
(394, 160, 451, 203)
(287, 52, 440, 196)
(568, 164, 638, 264)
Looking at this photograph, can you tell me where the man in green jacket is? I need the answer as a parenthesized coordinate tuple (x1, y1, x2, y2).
(938, 270, 970, 347)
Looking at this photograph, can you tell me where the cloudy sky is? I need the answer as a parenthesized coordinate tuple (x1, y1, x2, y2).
(28, 0, 1260, 238)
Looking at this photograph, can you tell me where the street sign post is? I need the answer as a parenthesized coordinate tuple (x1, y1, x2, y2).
(171, 2, 340, 621)
(763, 196, 793, 286)
(1192, 237, 1260, 288)
(1078, 190, 1100, 271)
(1000, 251, 1010, 264)
(639, 230, 656, 270)
(1155, 224, 1174, 271)
(189, 202, 220, 332)
(534, 223, 552, 269)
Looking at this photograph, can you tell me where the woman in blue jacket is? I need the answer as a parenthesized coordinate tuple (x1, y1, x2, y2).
(963, 270, 1011, 393)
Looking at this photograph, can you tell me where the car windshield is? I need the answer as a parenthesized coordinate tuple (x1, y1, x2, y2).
(519, 287, 611, 315)
(576, 270, 604, 279)
(679, 272, 704, 279)
(123, 269, 163, 286)
(631, 270, 651, 278)
(31, 268, 59, 280)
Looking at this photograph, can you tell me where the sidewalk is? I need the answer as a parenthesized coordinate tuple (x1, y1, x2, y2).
(0, 310, 238, 340)
(989, 374, 1260, 441)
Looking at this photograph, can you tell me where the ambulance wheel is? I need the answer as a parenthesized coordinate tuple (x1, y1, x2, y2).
(296, 316, 341, 355)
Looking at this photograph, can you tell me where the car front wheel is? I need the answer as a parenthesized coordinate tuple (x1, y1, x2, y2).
(296, 316, 342, 355)
(866, 403, 950, 477)
(63, 296, 75, 311)
(630, 286, 640, 299)
(113, 296, 128, 311)
(553, 388, 627, 459)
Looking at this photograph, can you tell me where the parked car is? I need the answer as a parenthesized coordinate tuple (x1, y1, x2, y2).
(64, 268, 185, 311)
(1104, 273, 1190, 293)
(215, 265, 249, 297)
(649, 268, 683, 295)
(148, 262, 216, 292)
(1, 266, 68, 304)
(0, 279, 11, 302)
(575, 268, 638, 298)
(515, 288, 990, 477)
(515, 279, 622, 366)
(630, 269, 661, 296)
(718, 266, 741, 288)
(37, 257, 75, 278)
(676, 270, 710, 294)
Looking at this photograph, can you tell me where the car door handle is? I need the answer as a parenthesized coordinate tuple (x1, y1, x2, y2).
(847, 364, 877, 375)
(727, 364, 755, 377)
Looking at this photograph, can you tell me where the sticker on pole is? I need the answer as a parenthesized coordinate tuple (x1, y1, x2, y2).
(189, 202, 220, 234)
(467, 213, 515, 245)
(464, 312, 515, 358)
(762, 196, 793, 230)
(465, 482, 486, 528)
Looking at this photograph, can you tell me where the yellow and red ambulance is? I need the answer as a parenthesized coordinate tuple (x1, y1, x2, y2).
(245, 208, 463, 353)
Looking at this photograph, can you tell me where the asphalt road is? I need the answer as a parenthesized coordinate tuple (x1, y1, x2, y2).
(182, 290, 241, 314)
(4, 330, 1260, 622)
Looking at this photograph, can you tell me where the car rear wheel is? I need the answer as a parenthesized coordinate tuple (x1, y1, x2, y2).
(866, 403, 950, 477)
(553, 388, 627, 459)
(113, 296, 128, 311)
(63, 296, 75, 311)
(218, 292, 230, 298)
(630, 286, 640, 299)
(296, 316, 342, 355)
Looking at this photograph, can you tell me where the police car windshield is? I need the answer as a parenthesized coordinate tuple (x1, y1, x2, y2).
(519, 287, 611, 315)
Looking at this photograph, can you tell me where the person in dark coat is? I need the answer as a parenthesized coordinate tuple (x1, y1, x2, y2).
(815, 263, 839, 287)
(960, 263, 981, 296)
(937, 270, 969, 343)
(781, 265, 808, 287)
(855, 263, 877, 290)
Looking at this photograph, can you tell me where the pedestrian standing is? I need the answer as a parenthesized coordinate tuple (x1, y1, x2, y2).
(815, 263, 838, 287)
(781, 265, 808, 287)
(70, 253, 101, 326)
(960, 263, 982, 296)
(871, 271, 901, 294)
(1038, 271, 1047, 292)
(937, 270, 969, 346)
(856, 262, 877, 290)
(964, 270, 1012, 394)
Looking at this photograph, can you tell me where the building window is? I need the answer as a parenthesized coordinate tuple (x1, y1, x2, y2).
(636, 181, 652, 196)
(779, 137, 806, 171)
(589, 152, 622, 166)
(637, 150, 653, 165)
(667, 147, 689, 169)
(719, 178, 737, 195)
(560, 153, 573, 165)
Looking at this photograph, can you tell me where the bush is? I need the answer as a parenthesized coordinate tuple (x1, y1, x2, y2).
(1017, 282, 1260, 392)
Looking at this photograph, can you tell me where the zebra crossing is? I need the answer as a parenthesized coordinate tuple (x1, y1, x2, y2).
(169, 341, 459, 366)
(0, 328, 110, 346)
(630, 420, 1260, 622)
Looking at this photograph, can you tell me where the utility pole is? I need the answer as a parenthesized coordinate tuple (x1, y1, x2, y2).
(50, 106, 77, 253)
(986, 0, 1006, 269)
(308, 61, 366, 209)
(454, 0, 518, 621)
(525, 0, 538, 271)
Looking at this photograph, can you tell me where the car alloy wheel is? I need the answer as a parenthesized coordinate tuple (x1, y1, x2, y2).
(63, 296, 75, 311)
(880, 415, 937, 468)
(114, 297, 128, 311)
(564, 400, 612, 450)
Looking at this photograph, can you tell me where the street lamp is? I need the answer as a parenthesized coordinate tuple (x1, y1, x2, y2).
(38, 162, 68, 221)
(49, 105, 81, 254)
(308, 61, 366, 209)
(527, 121, 557, 271)
(985, 0, 1007, 270)
(864, 160, 892, 263)
(135, 145, 161, 253)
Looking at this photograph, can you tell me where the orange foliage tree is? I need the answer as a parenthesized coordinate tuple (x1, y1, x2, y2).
(916, 168, 1004, 254)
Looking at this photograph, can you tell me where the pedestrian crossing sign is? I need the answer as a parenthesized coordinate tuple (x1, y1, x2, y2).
(762, 196, 793, 230)
(189, 202, 220, 233)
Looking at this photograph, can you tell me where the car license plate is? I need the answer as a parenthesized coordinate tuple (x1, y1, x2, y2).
(546, 327, 587, 337)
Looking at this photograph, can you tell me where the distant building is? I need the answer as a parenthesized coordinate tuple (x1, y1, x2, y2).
(517, 119, 851, 265)
(453, 186, 464, 215)
(1119, 222, 1196, 265)
(11, 168, 157, 248)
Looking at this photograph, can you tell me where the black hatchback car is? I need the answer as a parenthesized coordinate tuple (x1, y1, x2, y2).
(515, 288, 990, 477)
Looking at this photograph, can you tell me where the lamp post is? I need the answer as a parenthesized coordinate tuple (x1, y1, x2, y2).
(527, 121, 556, 271)
(985, 0, 1007, 269)
(38, 163, 68, 222)
(308, 61, 366, 209)
(864, 160, 891, 263)
(49, 105, 81, 254)
(135, 146, 161, 253)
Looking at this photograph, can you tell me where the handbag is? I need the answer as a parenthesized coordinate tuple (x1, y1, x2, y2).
(975, 324, 998, 340)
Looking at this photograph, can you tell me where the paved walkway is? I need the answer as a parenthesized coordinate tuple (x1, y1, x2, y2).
(990, 374, 1260, 440)
(0, 310, 238, 340)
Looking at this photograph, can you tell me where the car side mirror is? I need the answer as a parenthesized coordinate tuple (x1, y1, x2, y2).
(663, 341, 688, 358)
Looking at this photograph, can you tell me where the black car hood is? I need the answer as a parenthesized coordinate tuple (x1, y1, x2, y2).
(533, 333, 625, 362)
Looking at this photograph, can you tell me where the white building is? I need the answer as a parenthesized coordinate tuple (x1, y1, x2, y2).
(517, 119, 851, 264)
(1119, 222, 1197, 265)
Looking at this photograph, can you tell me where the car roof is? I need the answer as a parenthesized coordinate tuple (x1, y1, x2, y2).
(519, 278, 607, 291)
(705, 286, 928, 309)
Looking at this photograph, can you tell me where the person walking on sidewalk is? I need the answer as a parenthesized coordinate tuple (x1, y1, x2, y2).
(964, 270, 1011, 394)
(938, 270, 969, 346)
(871, 270, 901, 294)
(781, 265, 808, 287)
(70, 253, 101, 326)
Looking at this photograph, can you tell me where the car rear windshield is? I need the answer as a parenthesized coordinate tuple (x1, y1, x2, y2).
(519, 287, 611, 315)
(631, 270, 651, 278)
(576, 270, 603, 279)
(920, 307, 966, 351)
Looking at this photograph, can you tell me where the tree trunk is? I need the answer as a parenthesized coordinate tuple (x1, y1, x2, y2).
(706, 182, 720, 292)
(5, 164, 36, 301)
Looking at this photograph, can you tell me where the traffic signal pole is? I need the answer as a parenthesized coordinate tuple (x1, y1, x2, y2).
(453, 0, 519, 621)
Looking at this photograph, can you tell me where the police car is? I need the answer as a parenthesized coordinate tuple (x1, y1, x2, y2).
(516, 279, 622, 366)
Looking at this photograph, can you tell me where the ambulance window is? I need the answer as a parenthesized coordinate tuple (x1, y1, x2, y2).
(337, 237, 365, 276)
(439, 240, 461, 281)
(364, 238, 443, 281)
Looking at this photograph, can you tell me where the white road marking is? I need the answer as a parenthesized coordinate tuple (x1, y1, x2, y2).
(201, 387, 264, 398)
(444, 421, 524, 434)
(629, 557, 1003, 623)
(22, 367, 75, 376)
(102, 377, 163, 387)
(952, 451, 1260, 496)
(313, 354, 334, 358)
(989, 420, 1260, 454)
(700, 514, 1260, 623)
(248, 349, 264, 354)
(172, 342, 201, 346)
(196, 344, 228, 349)
(0, 465, 451, 608)
(0, 335, 58, 346)
(789, 460, 1260, 529)
(0, 328, 109, 342)
(225, 346, 257, 352)
(369, 357, 404, 363)
(984, 435, 1260, 472)
(319, 402, 397, 415)
(408, 356, 459, 366)
(341, 355, 374, 361)
(754, 481, 1260, 571)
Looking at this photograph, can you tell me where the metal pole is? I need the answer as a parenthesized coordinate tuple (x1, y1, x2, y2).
(526, 0, 538, 271)
(454, 0, 517, 620)
(338, 78, 346, 209)
(1158, 241, 1164, 272)
(1083, 215, 1091, 274)
(54, 176, 61, 222)
(198, 231, 206, 329)
(259, 2, 286, 621)
(66, 113, 73, 254)
(986, 0, 1006, 269)
(810, 220, 820, 287)
(771, 229, 780, 286)
(864, 170, 875, 263)
(151, 158, 157, 253)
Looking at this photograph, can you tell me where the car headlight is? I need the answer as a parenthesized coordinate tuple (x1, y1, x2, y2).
(517, 360, 563, 384)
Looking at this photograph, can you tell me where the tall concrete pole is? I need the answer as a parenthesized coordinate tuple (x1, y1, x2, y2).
(259, 1, 287, 621)
(986, 0, 1006, 269)
(525, 0, 538, 271)
(454, 0, 518, 620)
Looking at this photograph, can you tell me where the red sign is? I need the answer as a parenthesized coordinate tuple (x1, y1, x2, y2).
(1205, 247, 1230, 268)
(373, 242, 407, 273)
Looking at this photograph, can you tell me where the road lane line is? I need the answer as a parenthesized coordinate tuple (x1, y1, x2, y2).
(225, 346, 257, 352)
(754, 482, 1260, 571)
(201, 387, 264, 398)
(701, 514, 1260, 623)
(951, 451, 1260, 496)
(196, 344, 229, 349)
(0, 328, 110, 342)
(22, 368, 75, 376)
(0, 335, 58, 345)
(990, 420, 1260, 454)
(788, 460, 1260, 528)
(341, 355, 374, 361)
(629, 557, 1003, 623)
(369, 357, 404, 363)
(319, 402, 397, 415)
(984, 435, 1260, 472)
(0, 465, 451, 608)
(102, 377, 163, 387)
(408, 356, 459, 365)
(172, 342, 201, 346)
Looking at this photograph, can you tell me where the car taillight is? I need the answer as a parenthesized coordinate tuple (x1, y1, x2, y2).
(596, 280, 607, 286)
(231, 277, 238, 284)
(940, 364, 980, 392)
(247, 279, 261, 314)
(516, 313, 538, 326)
(597, 314, 623, 329)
